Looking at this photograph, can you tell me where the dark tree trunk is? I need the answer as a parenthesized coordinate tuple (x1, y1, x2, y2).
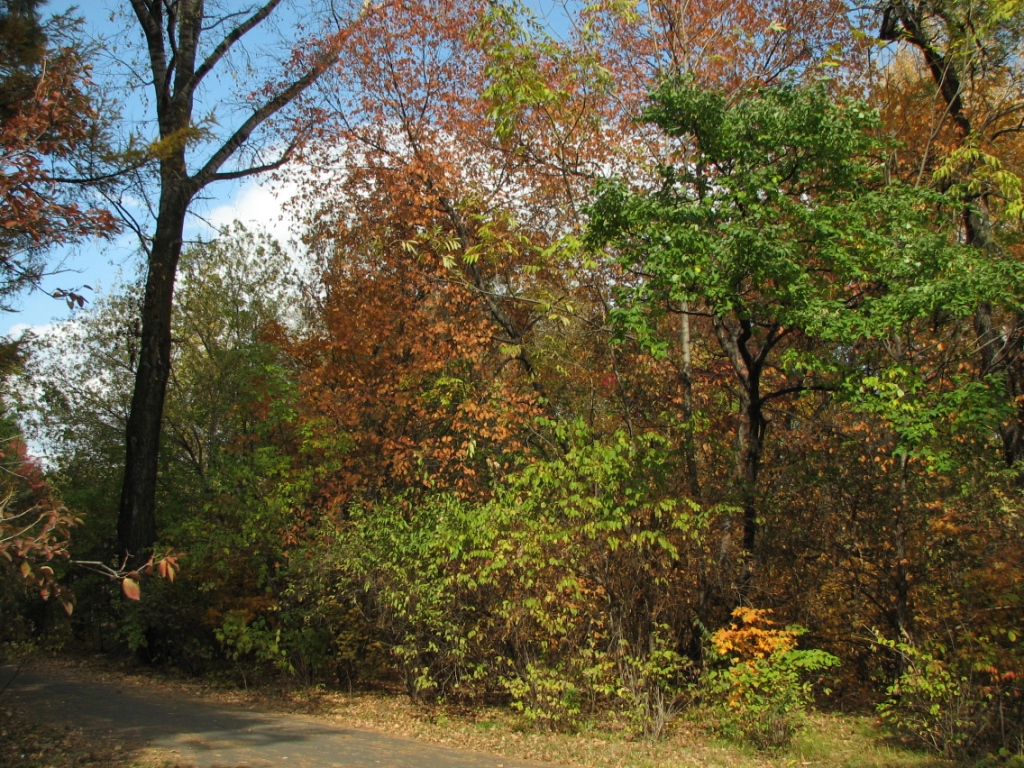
(713, 316, 770, 557)
(117, 174, 193, 568)
(738, 384, 766, 555)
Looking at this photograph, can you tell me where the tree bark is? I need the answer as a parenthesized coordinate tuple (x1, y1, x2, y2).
(713, 316, 767, 555)
(679, 303, 701, 499)
(117, 173, 193, 567)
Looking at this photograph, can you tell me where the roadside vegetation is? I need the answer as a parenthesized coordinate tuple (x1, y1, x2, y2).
(2, 654, 955, 768)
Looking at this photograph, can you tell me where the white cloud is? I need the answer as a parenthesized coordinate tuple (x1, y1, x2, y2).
(205, 178, 301, 246)
(4, 318, 72, 342)
(6, 322, 41, 340)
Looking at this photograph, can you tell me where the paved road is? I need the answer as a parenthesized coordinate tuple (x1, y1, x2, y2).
(0, 662, 557, 768)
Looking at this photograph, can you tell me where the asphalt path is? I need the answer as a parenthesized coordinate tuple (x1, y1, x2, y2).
(0, 661, 560, 768)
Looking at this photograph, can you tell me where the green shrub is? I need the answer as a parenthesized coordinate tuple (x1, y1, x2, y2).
(502, 662, 588, 731)
(614, 629, 693, 739)
(877, 638, 1019, 759)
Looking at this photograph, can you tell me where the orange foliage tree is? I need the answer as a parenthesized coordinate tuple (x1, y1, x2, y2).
(0, 1, 117, 307)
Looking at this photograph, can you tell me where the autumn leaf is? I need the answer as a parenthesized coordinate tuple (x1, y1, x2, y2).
(121, 577, 141, 600)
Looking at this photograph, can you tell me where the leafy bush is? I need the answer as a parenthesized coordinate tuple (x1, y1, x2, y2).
(215, 610, 289, 682)
(705, 608, 839, 750)
(324, 422, 707, 736)
(877, 637, 1023, 759)
(613, 625, 693, 739)
(331, 493, 493, 700)
(502, 661, 589, 731)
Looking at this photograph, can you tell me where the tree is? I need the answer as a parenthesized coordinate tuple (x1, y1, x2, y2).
(294, 206, 543, 508)
(0, 0, 117, 308)
(877, 0, 1024, 472)
(24, 224, 302, 648)
(115, 0, 381, 568)
(586, 79, 965, 561)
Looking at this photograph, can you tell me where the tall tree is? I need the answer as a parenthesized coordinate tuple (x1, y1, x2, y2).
(115, 0, 375, 568)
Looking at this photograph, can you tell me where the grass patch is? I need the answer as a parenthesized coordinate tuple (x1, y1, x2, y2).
(306, 688, 954, 768)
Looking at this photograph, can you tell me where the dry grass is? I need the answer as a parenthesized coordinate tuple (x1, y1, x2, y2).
(304, 691, 954, 768)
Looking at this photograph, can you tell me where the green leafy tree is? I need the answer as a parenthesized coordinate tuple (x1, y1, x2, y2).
(23, 225, 302, 656)
(878, 0, 1024, 472)
(112, 0, 378, 570)
(586, 79, 969, 562)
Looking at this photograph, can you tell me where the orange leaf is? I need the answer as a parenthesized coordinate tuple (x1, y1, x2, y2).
(121, 577, 141, 600)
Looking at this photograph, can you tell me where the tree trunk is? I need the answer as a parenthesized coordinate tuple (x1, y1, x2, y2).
(117, 173, 193, 568)
(679, 303, 701, 499)
(741, 364, 765, 552)
(713, 316, 766, 556)
(113, 0, 350, 569)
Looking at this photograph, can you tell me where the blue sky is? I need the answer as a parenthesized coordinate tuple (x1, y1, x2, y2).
(4, 175, 292, 337)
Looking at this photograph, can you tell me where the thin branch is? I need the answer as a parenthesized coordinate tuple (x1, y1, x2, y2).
(192, 49, 337, 187)
(194, 0, 397, 188)
(205, 137, 301, 182)
(191, 0, 285, 91)
(129, 0, 170, 106)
